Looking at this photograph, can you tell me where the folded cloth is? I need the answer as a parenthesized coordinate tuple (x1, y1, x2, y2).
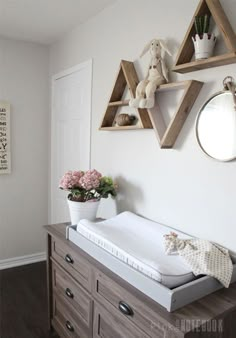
(164, 232, 233, 288)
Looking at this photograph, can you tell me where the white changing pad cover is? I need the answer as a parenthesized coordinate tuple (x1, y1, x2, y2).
(76, 211, 195, 288)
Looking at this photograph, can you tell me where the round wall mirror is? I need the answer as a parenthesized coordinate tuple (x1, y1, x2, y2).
(196, 90, 236, 162)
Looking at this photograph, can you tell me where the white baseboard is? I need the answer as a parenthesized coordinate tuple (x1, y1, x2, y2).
(0, 252, 46, 270)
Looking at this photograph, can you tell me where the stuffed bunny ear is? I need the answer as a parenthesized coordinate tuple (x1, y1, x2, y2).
(159, 40, 172, 56)
(140, 40, 152, 58)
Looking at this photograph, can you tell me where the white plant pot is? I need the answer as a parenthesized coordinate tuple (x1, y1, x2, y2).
(192, 33, 216, 60)
(67, 199, 100, 224)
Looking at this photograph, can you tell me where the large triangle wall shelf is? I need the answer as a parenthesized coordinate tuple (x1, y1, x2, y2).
(172, 0, 236, 73)
(99, 60, 203, 148)
(99, 60, 153, 130)
(148, 80, 204, 148)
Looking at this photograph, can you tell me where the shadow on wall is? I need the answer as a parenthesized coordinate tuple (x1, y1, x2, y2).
(115, 176, 144, 214)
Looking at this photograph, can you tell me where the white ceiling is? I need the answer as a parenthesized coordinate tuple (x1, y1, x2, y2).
(0, 0, 116, 44)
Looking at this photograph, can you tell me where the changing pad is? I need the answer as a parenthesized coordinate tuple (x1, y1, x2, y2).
(76, 211, 195, 288)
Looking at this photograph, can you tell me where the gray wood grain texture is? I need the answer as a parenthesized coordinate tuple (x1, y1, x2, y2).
(52, 259, 92, 328)
(51, 236, 92, 292)
(53, 295, 91, 338)
(93, 303, 151, 338)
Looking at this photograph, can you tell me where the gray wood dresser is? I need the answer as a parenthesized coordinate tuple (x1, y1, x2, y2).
(45, 223, 236, 338)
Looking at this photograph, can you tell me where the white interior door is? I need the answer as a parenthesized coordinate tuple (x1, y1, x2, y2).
(50, 60, 92, 223)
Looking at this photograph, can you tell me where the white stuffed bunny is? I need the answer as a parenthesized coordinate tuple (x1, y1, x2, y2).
(129, 39, 171, 109)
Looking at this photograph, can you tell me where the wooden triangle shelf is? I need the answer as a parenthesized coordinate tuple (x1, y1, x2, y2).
(99, 60, 152, 130)
(173, 0, 236, 73)
(148, 80, 203, 148)
(99, 60, 203, 148)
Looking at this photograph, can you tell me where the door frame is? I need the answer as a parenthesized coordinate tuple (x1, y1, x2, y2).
(49, 59, 93, 222)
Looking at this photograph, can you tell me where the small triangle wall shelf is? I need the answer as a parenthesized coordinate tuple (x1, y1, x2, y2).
(148, 80, 203, 148)
(173, 0, 236, 73)
(99, 60, 152, 130)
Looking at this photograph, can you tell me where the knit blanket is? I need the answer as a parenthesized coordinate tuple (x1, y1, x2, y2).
(164, 232, 233, 288)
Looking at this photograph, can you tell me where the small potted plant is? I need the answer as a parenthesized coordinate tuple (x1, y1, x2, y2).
(192, 14, 216, 60)
(59, 169, 117, 224)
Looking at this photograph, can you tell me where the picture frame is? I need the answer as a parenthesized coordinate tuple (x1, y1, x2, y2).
(0, 101, 11, 174)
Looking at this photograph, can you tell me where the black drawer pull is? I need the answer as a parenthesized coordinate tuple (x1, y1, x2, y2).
(118, 301, 134, 316)
(65, 254, 74, 264)
(65, 288, 74, 299)
(66, 320, 74, 332)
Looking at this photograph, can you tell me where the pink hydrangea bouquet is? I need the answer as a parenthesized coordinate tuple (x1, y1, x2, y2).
(59, 169, 117, 202)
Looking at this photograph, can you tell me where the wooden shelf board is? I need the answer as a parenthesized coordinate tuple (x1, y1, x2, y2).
(99, 125, 144, 131)
(158, 81, 190, 91)
(173, 52, 236, 73)
(108, 100, 129, 107)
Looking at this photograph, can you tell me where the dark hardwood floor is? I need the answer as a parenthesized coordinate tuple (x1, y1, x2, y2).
(0, 262, 59, 338)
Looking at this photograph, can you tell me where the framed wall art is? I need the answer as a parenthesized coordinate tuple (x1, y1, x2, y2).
(0, 101, 11, 174)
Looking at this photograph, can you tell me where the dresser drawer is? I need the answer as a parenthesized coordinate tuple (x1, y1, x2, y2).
(53, 294, 90, 338)
(93, 303, 151, 338)
(51, 238, 92, 291)
(93, 270, 167, 338)
(52, 260, 93, 329)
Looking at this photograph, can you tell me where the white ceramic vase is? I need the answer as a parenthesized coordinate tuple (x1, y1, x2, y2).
(192, 33, 216, 60)
(67, 199, 100, 224)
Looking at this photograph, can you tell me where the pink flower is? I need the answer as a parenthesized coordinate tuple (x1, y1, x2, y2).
(59, 169, 116, 202)
(59, 170, 84, 189)
(79, 169, 102, 190)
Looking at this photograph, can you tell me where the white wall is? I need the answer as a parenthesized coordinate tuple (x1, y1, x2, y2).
(50, 0, 236, 252)
(0, 38, 49, 260)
